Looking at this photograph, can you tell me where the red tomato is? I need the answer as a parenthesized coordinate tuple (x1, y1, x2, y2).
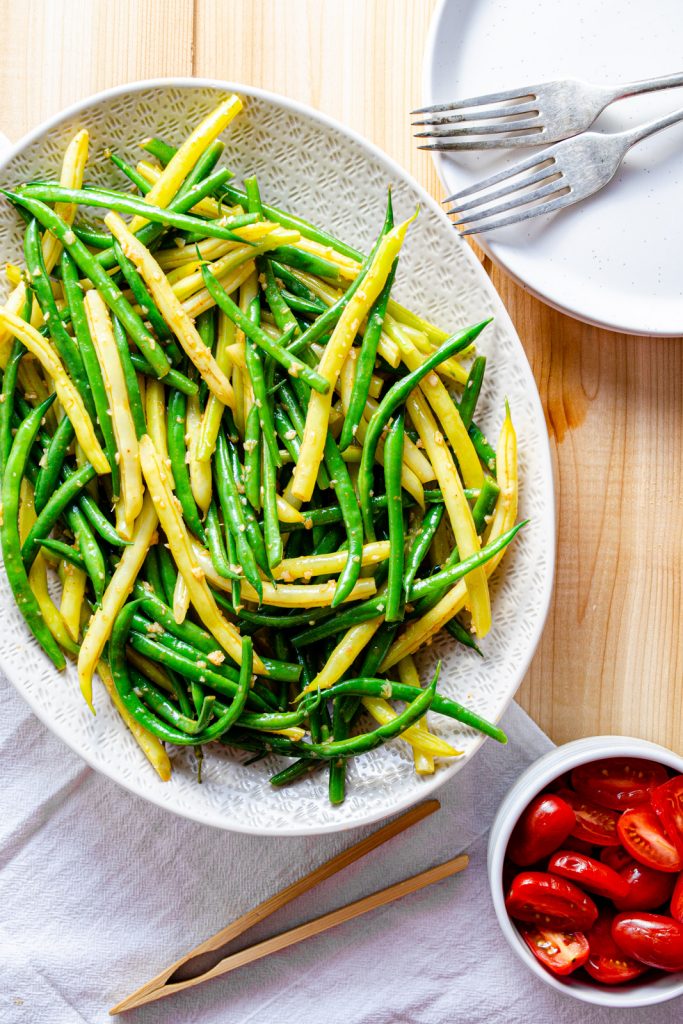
(505, 871, 598, 930)
(556, 788, 620, 846)
(547, 850, 629, 900)
(600, 846, 632, 872)
(613, 859, 676, 912)
(571, 758, 668, 811)
(671, 874, 683, 923)
(585, 910, 648, 985)
(612, 912, 683, 972)
(520, 925, 589, 977)
(507, 795, 576, 867)
(652, 776, 683, 858)
(618, 806, 682, 873)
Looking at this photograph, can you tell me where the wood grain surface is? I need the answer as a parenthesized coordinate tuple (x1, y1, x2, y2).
(1, 0, 681, 750)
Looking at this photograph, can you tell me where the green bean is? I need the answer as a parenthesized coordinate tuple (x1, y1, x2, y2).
(175, 140, 228, 203)
(271, 758, 325, 787)
(222, 423, 271, 577)
(225, 528, 241, 613)
(244, 340, 280, 467)
(141, 137, 365, 262)
(38, 538, 86, 572)
(74, 483, 131, 547)
(1, 394, 65, 668)
(111, 605, 255, 744)
(15, 184, 256, 245)
(7, 193, 173, 379)
(310, 675, 507, 744)
(261, 439, 282, 570)
(444, 617, 483, 656)
(113, 239, 177, 348)
(243, 405, 261, 511)
(111, 316, 147, 440)
(32, 412, 74, 515)
(268, 261, 321, 302)
(141, 548, 165, 600)
(383, 411, 405, 622)
(64, 503, 106, 601)
(243, 174, 264, 218)
(128, 353, 198, 396)
(261, 259, 299, 335)
(22, 461, 97, 569)
(61, 253, 120, 499)
(472, 476, 500, 534)
(200, 265, 329, 395)
(167, 389, 206, 542)
(24, 220, 93, 418)
(328, 700, 349, 804)
(222, 728, 317, 760)
(0, 340, 25, 480)
(457, 355, 486, 429)
(358, 319, 491, 540)
(109, 153, 152, 193)
(298, 667, 438, 759)
(404, 504, 444, 599)
(133, 672, 216, 735)
(409, 521, 524, 602)
(468, 420, 497, 475)
(236, 604, 333, 630)
(214, 429, 262, 600)
(72, 224, 112, 249)
(280, 290, 326, 317)
(154, 542, 177, 607)
(291, 595, 387, 647)
(205, 500, 241, 580)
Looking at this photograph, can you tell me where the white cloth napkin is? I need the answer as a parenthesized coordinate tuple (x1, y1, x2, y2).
(0, 674, 679, 1024)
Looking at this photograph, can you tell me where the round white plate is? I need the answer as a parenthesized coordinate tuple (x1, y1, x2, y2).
(0, 79, 554, 834)
(424, 0, 683, 335)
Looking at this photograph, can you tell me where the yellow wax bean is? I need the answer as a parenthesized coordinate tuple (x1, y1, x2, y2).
(407, 389, 490, 637)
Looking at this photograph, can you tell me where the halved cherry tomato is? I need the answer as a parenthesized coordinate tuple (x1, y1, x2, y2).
(505, 871, 598, 930)
(556, 789, 620, 846)
(600, 846, 632, 872)
(571, 758, 668, 811)
(671, 874, 683, 924)
(618, 806, 682, 873)
(613, 859, 676, 912)
(585, 909, 648, 985)
(612, 912, 683, 972)
(507, 794, 576, 867)
(520, 925, 589, 976)
(651, 776, 683, 858)
(547, 850, 629, 900)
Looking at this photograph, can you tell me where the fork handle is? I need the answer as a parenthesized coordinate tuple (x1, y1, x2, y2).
(613, 71, 683, 100)
(621, 105, 683, 147)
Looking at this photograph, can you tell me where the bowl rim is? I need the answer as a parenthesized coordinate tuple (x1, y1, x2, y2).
(488, 735, 683, 1007)
(0, 76, 556, 835)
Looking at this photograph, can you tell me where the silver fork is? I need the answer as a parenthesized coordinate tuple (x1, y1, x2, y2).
(412, 73, 683, 149)
(444, 107, 683, 235)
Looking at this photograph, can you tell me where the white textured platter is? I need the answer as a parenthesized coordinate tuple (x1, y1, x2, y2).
(0, 79, 554, 835)
(424, 0, 683, 336)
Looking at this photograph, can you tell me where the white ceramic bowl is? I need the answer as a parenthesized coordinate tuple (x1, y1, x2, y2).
(0, 78, 554, 834)
(488, 736, 683, 1007)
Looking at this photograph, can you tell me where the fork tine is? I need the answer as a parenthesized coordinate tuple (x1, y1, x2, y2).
(458, 190, 573, 235)
(412, 101, 538, 126)
(412, 87, 535, 115)
(443, 153, 557, 204)
(445, 168, 560, 216)
(451, 179, 567, 226)
(414, 118, 541, 139)
(419, 135, 552, 151)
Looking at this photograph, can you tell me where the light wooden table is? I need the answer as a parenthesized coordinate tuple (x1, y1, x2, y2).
(2, 0, 681, 750)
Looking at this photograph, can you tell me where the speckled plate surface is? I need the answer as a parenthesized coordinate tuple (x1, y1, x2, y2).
(0, 79, 554, 834)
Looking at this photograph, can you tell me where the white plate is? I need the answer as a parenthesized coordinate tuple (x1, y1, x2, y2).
(0, 79, 554, 835)
(424, 0, 683, 336)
